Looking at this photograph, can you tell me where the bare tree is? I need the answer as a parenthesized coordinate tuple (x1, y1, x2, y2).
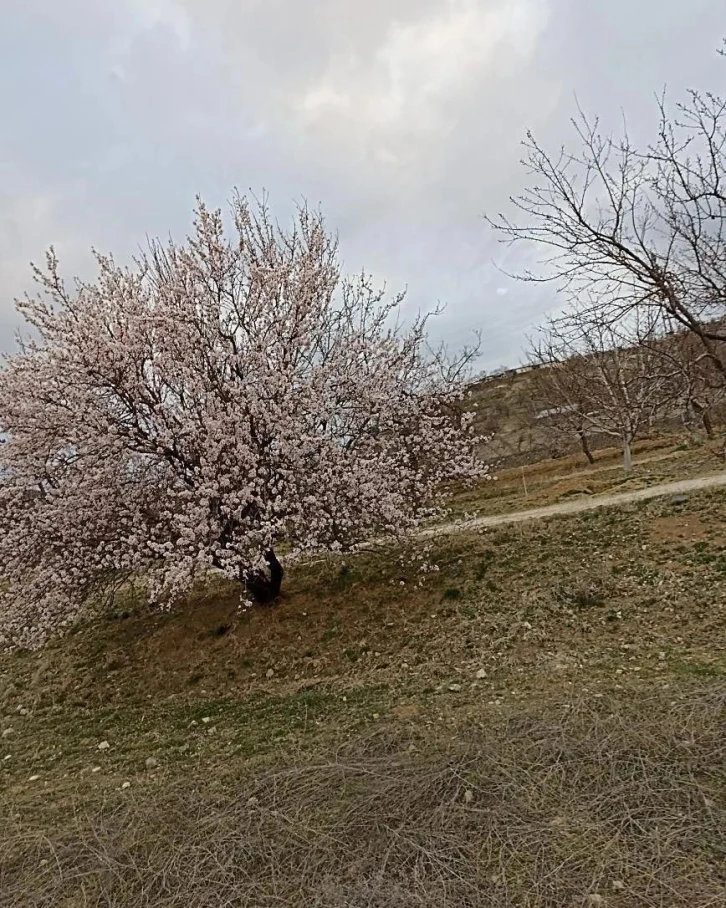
(529, 308, 668, 471)
(487, 72, 726, 381)
(639, 323, 725, 438)
(528, 358, 597, 464)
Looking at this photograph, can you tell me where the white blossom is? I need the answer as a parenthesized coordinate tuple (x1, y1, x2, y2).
(0, 195, 485, 649)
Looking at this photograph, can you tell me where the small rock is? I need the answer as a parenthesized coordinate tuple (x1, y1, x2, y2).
(266, 668, 275, 679)
(448, 683, 462, 692)
(28, 775, 40, 782)
(3, 754, 11, 761)
(91, 766, 101, 773)
(207, 725, 217, 735)
(610, 880, 625, 891)
(246, 796, 259, 807)
(671, 494, 688, 505)
(145, 757, 159, 770)
(97, 741, 110, 751)
(521, 621, 532, 630)
(121, 781, 131, 790)
(201, 717, 211, 724)
(658, 651, 666, 661)
(178, 743, 190, 753)
(372, 713, 380, 720)
(39, 859, 48, 867)
(463, 789, 474, 803)
(1, 728, 13, 738)
(475, 669, 487, 680)
(18, 708, 28, 716)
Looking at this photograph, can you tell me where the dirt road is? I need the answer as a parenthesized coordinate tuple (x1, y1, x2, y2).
(423, 471, 726, 538)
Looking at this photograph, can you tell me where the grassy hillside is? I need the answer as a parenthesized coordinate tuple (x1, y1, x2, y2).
(2, 473, 725, 906)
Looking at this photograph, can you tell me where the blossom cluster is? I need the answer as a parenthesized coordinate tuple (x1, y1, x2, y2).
(0, 195, 485, 648)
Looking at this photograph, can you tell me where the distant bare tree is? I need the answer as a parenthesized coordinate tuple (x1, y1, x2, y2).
(640, 324, 726, 437)
(529, 309, 668, 471)
(487, 72, 726, 382)
(528, 359, 597, 464)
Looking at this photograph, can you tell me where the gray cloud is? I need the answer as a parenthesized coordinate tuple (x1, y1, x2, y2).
(1, 0, 725, 369)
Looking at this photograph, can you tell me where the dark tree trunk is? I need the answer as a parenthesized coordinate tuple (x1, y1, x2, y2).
(243, 550, 284, 605)
(578, 429, 595, 465)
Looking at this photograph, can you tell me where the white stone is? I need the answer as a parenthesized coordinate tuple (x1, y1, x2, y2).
(475, 669, 487, 680)
(121, 781, 131, 789)
(97, 741, 110, 751)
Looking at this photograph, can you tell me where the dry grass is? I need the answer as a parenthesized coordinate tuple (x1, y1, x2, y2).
(2, 476, 726, 906)
(2, 682, 725, 907)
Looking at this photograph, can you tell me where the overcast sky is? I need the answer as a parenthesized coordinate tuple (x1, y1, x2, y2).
(1, 1, 725, 370)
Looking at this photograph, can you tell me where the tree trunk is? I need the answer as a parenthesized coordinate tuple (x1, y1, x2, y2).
(622, 439, 633, 473)
(578, 429, 595, 465)
(691, 398, 714, 439)
(243, 550, 284, 605)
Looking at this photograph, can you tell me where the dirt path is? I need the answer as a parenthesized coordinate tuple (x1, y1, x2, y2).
(423, 470, 726, 537)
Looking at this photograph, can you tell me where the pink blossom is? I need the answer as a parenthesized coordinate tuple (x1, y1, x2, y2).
(0, 195, 485, 649)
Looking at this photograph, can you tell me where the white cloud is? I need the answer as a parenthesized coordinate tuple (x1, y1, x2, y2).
(122, 0, 192, 50)
(296, 0, 547, 136)
(4, 0, 725, 369)
(157, 0, 551, 197)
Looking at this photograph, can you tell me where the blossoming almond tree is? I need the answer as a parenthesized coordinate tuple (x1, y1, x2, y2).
(0, 194, 484, 649)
